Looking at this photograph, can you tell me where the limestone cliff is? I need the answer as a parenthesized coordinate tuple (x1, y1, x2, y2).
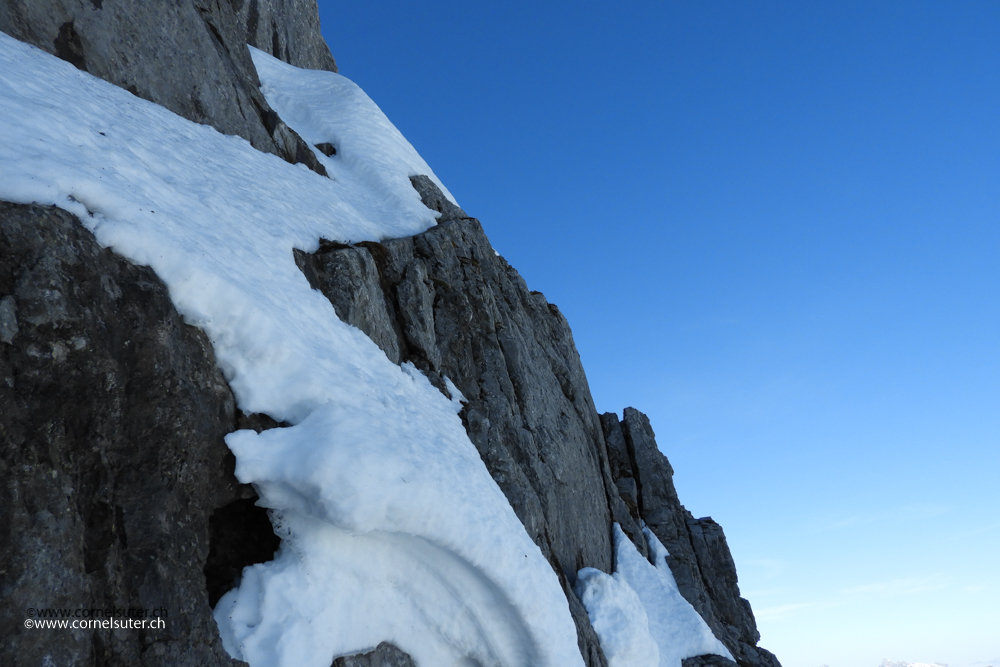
(0, 3, 781, 666)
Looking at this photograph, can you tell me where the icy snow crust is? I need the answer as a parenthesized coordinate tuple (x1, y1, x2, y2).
(576, 526, 733, 667)
(0, 34, 584, 667)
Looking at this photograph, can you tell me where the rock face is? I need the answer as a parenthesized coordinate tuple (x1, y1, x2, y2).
(234, 0, 338, 73)
(0, 4, 783, 667)
(333, 643, 416, 667)
(0, 202, 260, 666)
(0, 0, 330, 175)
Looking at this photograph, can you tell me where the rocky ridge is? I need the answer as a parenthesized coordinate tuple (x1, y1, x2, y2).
(0, 3, 781, 666)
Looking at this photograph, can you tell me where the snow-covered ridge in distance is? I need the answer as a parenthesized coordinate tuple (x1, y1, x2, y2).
(0, 31, 584, 667)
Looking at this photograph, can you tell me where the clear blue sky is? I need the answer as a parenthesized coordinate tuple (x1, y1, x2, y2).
(317, 3, 1000, 666)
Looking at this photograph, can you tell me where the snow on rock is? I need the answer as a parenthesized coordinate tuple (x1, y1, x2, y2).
(0, 32, 583, 667)
(577, 525, 733, 667)
(574, 567, 660, 667)
(249, 47, 459, 221)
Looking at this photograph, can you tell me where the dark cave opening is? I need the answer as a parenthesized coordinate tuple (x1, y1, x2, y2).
(204, 495, 281, 607)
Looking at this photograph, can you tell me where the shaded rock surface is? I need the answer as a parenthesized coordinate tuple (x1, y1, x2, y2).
(0, 0, 329, 175)
(0, 202, 259, 666)
(684, 655, 741, 667)
(233, 0, 338, 73)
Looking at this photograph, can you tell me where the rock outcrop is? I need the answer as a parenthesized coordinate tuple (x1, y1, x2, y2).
(294, 207, 623, 666)
(0, 0, 330, 175)
(0, 3, 782, 667)
(602, 409, 781, 667)
(333, 643, 417, 667)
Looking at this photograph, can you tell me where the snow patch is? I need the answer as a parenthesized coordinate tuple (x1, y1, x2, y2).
(576, 525, 733, 667)
(574, 567, 660, 667)
(249, 47, 459, 221)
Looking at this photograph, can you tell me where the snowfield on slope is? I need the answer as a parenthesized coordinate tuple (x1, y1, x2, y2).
(0, 33, 583, 667)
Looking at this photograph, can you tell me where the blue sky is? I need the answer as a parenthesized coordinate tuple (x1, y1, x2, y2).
(317, 3, 1000, 666)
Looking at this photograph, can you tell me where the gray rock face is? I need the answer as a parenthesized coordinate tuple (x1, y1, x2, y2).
(601, 408, 781, 667)
(0, 202, 263, 666)
(296, 215, 616, 580)
(0, 294, 18, 344)
(0, 0, 329, 175)
(683, 655, 740, 667)
(409, 174, 468, 223)
(294, 205, 618, 667)
(233, 0, 338, 73)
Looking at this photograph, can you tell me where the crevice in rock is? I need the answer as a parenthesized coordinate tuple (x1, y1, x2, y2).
(84, 500, 115, 573)
(236, 410, 289, 433)
(54, 21, 87, 71)
(618, 414, 647, 518)
(198, 9, 229, 59)
(204, 495, 281, 608)
(315, 142, 337, 157)
(270, 19, 281, 61)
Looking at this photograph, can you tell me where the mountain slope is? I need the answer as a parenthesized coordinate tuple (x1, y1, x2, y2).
(0, 4, 780, 667)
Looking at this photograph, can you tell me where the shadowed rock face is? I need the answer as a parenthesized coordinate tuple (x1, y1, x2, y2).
(0, 202, 253, 667)
(0, 0, 329, 175)
(233, 0, 338, 73)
